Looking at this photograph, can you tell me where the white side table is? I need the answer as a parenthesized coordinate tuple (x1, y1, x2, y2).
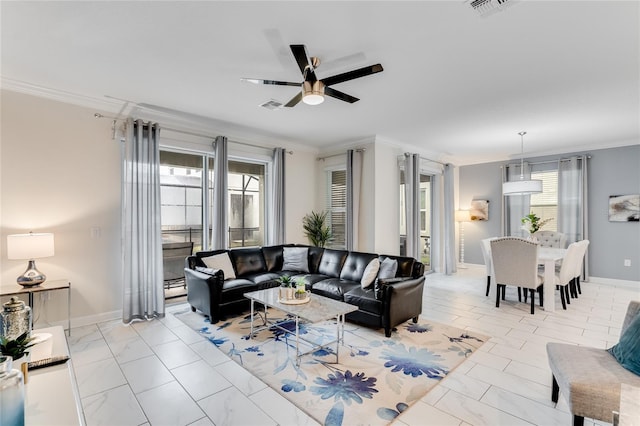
(25, 325, 84, 425)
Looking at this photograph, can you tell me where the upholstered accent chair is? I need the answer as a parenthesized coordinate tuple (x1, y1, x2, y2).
(533, 230, 567, 248)
(490, 237, 543, 314)
(547, 301, 640, 426)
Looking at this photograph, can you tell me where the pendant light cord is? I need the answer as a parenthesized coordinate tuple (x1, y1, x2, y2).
(518, 131, 527, 180)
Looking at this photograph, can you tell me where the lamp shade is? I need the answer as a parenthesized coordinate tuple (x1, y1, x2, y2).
(455, 210, 471, 222)
(7, 233, 55, 260)
(302, 80, 325, 105)
(502, 179, 543, 196)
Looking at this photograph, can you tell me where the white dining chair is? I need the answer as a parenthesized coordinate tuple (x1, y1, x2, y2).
(549, 241, 583, 310)
(480, 238, 494, 297)
(570, 239, 590, 298)
(533, 231, 567, 248)
(491, 237, 543, 314)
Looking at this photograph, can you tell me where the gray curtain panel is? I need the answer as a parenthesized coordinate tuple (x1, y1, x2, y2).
(443, 163, 456, 275)
(121, 118, 164, 323)
(404, 153, 421, 259)
(346, 149, 362, 251)
(210, 136, 229, 250)
(268, 147, 286, 245)
(558, 155, 589, 279)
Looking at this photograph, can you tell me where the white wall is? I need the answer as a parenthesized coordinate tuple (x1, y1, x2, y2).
(372, 140, 402, 255)
(1, 90, 122, 326)
(0, 90, 320, 325)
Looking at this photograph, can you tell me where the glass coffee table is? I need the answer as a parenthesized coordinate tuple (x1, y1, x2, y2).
(244, 287, 358, 365)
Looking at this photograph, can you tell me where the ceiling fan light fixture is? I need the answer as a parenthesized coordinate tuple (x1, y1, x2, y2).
(302, 81, 325, 105)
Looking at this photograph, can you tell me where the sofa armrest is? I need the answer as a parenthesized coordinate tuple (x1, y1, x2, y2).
(184, 268, 225, 321)
(376, 276, 425, 336)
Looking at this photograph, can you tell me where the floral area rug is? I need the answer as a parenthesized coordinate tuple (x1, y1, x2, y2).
(174, 306, 488, 426)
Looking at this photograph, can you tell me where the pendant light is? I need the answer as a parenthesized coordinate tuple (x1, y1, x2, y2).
(502, 131, 543, 196)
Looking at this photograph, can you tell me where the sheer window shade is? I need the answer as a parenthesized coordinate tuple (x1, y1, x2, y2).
(327, 169, 346, 248)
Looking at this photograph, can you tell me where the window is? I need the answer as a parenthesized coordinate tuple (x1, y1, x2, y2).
(160, 149, 267, 251)
(529, 170, 558, 231)
(160, 151, 207, 252)
(399, 166, 432, 268)
(228, 160, 265, 248)
(327, 169, 346, 249)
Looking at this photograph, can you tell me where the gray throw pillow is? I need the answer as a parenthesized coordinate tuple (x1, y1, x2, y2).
(378, 257, 398, 279)
(282, 247, 309, 273)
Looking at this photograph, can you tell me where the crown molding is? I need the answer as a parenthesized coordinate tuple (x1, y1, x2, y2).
(1, 77, 129, 114)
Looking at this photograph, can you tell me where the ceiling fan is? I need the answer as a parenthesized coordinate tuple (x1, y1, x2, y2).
(241, 44, 383, 107)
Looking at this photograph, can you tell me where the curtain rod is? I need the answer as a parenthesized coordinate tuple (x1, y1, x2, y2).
(503, 155, 592, 168)
(404, 152, 447, 166)
(94, 112, 292, 154)
(317, 148, 366, 161)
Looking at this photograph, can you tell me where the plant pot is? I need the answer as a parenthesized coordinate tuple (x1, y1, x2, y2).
(294, 291, 308, 300)
(279, 287, 294, 301)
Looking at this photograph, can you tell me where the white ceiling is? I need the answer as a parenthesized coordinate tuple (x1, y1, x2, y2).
(1, 1, 638, 165)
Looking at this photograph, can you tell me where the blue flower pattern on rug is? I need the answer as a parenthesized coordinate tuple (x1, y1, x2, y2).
(176, 308, 486, 426)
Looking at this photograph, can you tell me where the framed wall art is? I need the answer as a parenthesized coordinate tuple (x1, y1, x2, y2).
(608, 194, 640, 222)
(470, 199, 489, 221)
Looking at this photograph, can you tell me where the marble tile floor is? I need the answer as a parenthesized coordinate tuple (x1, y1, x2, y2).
(68, 266, 640, 426)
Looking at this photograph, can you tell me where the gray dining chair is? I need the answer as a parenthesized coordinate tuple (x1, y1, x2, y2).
(490, 237, 543, 314)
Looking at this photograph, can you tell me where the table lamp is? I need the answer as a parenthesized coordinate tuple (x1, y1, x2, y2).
(7, 232, 55, 286)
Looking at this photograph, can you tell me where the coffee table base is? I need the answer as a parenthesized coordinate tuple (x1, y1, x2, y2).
(249, 299, 348, 366)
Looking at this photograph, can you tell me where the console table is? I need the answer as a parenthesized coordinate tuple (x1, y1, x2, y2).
(0, 279, 71, 335)
(26, 325, 85, 425)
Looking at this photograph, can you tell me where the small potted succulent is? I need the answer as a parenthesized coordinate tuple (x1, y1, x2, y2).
(278, 275, 295, 300)
(294, 278, 308, 300)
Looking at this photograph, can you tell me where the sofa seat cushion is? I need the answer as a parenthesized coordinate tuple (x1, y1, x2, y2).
(312, 278, 360, 300)
(547, 342, 640, 422)
(243, 272, 282, 285)
(290, 274, 331, 286)
(219, 278, 257, 303)
(344, 286, 381, 314)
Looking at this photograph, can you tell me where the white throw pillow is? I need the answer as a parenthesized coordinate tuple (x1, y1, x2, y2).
(201, 252, 236, 280)
(378, 257, 398, 279)
(282, 247, 309, 273)
(361, 258, 380, 289)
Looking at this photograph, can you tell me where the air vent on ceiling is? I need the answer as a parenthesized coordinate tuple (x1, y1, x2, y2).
(259, 99, 284, 110)
(466, 0, 517, 17)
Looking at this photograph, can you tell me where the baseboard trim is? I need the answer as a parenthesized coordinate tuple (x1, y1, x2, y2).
(586, 276, 640, 288)
(37, 310, 122, 331)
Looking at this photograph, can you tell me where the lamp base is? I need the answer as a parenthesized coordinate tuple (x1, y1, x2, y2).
(16, 260, 46, 287)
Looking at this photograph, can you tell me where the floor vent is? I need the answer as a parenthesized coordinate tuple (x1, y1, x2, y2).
(260, 99, 284, 110)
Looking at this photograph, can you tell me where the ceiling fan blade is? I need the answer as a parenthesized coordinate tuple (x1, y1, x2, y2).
(241, 78, 300, 87)
(325, 87, 359, 103)
(321, 64, 384, 87)
(290, 44, 310, 75)
(284, 92, 302, 107)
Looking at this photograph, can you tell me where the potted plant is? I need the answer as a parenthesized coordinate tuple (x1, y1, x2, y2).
(0, 331, 35, 365)
(294, 278, 308, 300)
(521, 213, 553, 235)
(277, 275, 295, 300)
(302, 211, 333, 247)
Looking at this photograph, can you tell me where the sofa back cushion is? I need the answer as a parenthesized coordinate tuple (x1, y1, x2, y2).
(340, 252, 378, 283)
(317, 249, 349, 278)
(380, 255, 415, 278)
(228, 247, 266, 277)
(307, 246, 325, 273)
(262, 245, 284, 272)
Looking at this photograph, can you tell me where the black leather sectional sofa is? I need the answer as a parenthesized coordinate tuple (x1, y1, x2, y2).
(184, 245, 426, 337)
